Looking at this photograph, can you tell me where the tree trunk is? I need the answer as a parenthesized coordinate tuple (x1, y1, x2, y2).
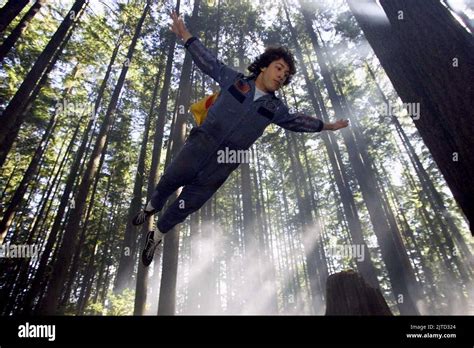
(92, 196, 116, 307)
(134, 15, 180, 317)
(287, 85, 330, 284)
(59, 128, 113, 311)
(297, 1, 421, 314)
(149, 77, 190, 314)
(0, 0, 46, 63)
(1, 130, 71, 314)
(278, 167, 302, 313)
(10, 124, 79, 314)
(157, 0, 202, 316)
(20, 34, 121, 313)
(0, 0, 88, 167)
(285, 129, 325, 312)
(115, 54, 165, 295)
(0, 163, 18, 202)
(76, 178, 114, 315)
(285, 4, 383, 297)
(0, 0, 30, 34)
(365, 61, 473, 275)
(285, 2, 383, 311)
(348, 0, 474, 235)
(0, 113, 57, 241)
(325, 270, 393, 315)
(252, 146, 278, 314)
(38, 0, 150, 315)
(306, 43, 378, 287)
(0, 19, 77, 171)
(0, 59, 81, 243)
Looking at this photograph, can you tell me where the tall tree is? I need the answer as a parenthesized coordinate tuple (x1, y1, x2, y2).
(0, 0, 46, 63)
(348, 0, 474, 235)
(133, 18, 180, 316)
(115, 54, 165, 295)
(296, 0, 422, 314)
(0, 62, 81, 242)
(157, 0, 201, 315)
(38, 0, 151, 314)
(0, 0, 30, 34)
(0, 0, 88, 168)
(20, 31, 123, 313)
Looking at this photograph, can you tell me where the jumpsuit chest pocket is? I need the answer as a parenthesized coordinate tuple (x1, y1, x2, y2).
(227, 78, 251, 104)
(256, 99, 277, 122)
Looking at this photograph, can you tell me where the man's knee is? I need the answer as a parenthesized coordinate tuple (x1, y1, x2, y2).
(157, 189, 214, 233)
(164, 187, 215, 220)
(177, 188, 215, 212)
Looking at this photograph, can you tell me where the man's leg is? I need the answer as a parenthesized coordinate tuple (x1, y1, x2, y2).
(141, 160, 238, 266)
(133, 128, 216, 226)
(157, 161, 240, 233)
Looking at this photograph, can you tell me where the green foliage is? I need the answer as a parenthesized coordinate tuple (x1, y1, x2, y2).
(84, 289, 135, 316)
(106, 289, 136, 316)
(0, 0, 471, 317)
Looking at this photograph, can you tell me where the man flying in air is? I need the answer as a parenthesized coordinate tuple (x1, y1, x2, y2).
(133, 11, 349, 266)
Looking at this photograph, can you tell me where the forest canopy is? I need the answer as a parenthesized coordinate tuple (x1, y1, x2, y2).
(0, 0, 473, 316)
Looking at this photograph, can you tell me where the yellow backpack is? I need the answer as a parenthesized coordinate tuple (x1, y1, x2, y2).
(190, 91, 219, 126)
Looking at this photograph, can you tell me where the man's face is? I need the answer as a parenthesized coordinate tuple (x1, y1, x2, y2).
(257, 58, 290, 93)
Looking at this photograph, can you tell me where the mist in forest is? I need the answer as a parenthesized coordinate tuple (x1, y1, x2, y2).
(0, 0, 472, 320)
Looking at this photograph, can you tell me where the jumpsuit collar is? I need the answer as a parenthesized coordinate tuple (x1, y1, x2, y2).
(246, 75, 279, 102)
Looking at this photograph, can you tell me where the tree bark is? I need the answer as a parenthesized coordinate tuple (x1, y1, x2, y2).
(1, 130, 71, 314)
(0, 0, 30, 34)
(20, 33, 122, 313)
(134, 19, 180, 317)
(0, 0, 46, 63)
(0, 61, 81, 242)
(365, 61, 473, 276)
(325, 270, 393, 315)
(0, 113, 57, 241)
(9, 124, 79, 314)
(59, 127, 113, 311)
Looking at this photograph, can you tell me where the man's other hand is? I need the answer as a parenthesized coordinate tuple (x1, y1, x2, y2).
(324, 119, 349, 131)
(169, 10, 192, 42)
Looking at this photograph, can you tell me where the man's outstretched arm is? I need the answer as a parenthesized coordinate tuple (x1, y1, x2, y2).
(273, 104, 349, 132)
(169, 10, 239, 87)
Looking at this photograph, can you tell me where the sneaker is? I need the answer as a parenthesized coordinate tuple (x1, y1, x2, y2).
(142, 230, 163, 267)
(132, 208, 156, 226)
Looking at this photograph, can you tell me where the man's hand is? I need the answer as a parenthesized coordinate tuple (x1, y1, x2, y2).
(169, 10, 192, 42)
(323, 119, 349, 131)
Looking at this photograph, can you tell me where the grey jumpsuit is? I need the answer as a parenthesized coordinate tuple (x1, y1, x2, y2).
(152, 37, 324, 233)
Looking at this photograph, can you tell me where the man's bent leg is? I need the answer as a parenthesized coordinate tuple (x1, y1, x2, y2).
(157, 161, 239, 233)
(133, 151, 201, 226)
(148, 128, 216, 212)
(141, 180, 215, 266)
(133, 128, 216, 227)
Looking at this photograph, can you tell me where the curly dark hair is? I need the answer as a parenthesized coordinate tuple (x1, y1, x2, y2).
(247, 46, 296, 86)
